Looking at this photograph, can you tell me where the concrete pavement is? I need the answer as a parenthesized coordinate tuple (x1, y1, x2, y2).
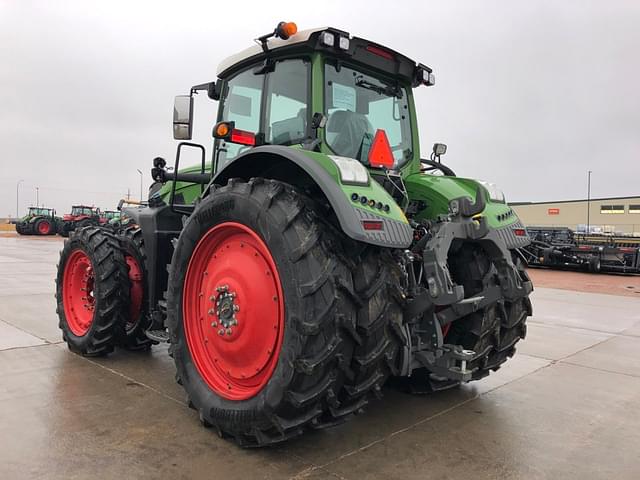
(1, 234, 639, 479)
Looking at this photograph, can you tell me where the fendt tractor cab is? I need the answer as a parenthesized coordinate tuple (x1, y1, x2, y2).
(56, 23, 533, 446)
(57, 205, 101, 237)
(15, 207, 59, 235)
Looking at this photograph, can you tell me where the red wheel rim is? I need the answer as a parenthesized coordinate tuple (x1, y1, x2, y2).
(183, 222, 285, 401)
(125, 254, 143, 332)
(38, 221, 51, 234)
(62, 250, 95, 336)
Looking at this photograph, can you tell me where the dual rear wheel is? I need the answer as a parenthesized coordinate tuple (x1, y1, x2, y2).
(56, 227, 152, 355)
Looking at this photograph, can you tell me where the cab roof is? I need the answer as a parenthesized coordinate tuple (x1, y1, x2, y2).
(216, 27, 431, 87)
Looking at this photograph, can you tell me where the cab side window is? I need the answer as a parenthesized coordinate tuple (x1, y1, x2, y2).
(216, 59, 309, 171)
(217, 69, 263, 169)
(265, 59, 309, 145)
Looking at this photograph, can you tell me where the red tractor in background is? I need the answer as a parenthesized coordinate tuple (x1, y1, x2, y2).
(57, 205, 101, 237)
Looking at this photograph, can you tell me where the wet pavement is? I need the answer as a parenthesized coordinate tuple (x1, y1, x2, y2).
(1, 233, 639, 479)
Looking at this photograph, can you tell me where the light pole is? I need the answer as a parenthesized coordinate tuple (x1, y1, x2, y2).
(586, 170, 592, 235)
(16, 179, 24, 218)
(136, 169, 143, 202)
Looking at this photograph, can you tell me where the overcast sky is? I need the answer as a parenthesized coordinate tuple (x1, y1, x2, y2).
(1, 0, 638, 217)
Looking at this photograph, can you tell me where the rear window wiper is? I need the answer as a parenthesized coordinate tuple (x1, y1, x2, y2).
(355, 76, 402, 98)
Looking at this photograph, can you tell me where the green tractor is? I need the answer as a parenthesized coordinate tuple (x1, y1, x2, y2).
(15, 206, 59, 235)
(55, 23, 532, 446)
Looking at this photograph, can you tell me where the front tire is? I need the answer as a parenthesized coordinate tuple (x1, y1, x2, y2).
(167, 178, 359, 446)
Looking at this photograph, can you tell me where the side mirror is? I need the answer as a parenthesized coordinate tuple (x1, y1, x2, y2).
(173, 95, 194, 140)
(433, 143, 447, 156)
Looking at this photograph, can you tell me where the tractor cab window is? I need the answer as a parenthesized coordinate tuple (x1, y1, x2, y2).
(216, 59, 309, 171)
(324, 63, 413, 168)
(72, 207, 92, 216)
(265, 59, 309, 145)
(217, 68, 263, 170)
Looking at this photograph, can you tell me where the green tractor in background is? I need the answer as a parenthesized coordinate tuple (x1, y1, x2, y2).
(15, 207, 59, 235)
(55, 23, 532, 446)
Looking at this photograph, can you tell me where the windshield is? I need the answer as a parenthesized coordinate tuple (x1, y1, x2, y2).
(72, 207, 93, 215)
(29, 208, 51, 216)
(324, 63, 413, 168)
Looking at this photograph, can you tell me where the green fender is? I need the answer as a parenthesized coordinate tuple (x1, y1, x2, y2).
(211, 146, 414, 248)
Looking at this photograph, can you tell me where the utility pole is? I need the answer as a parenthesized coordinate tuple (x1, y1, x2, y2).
(127, 188, 130, 201)
(137, 169, 143, 202)
(586, 170, 592, 235)
(36, 187, 39, 208)
(16, 179, 24, 218)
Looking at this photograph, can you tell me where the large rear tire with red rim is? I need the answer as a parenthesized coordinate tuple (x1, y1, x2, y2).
(167, 178, 361, 446)
(56, 227, 130, 356)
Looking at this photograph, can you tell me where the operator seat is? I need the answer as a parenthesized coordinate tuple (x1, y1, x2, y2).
(326, 110, 374, 160)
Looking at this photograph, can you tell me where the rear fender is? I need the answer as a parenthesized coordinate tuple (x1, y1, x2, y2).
(212, 146, 413, 249)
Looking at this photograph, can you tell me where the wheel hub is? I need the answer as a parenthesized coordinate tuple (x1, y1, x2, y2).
(211, 285, 239, 335)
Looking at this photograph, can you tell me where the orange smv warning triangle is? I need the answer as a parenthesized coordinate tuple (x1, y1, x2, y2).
(368, 129, 395, 169)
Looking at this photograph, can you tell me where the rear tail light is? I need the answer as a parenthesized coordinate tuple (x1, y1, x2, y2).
(229, 129, 256, 146)
(362, 220, 384, 231)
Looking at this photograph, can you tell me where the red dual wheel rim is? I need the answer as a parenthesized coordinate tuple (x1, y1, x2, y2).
(125, 255, 143, 332)
(183, 222, 285, 401)
(38, 221, 51, 235)
(62, 250, 95, 336)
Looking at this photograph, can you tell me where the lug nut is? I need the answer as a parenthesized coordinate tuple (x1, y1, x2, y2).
(233, 305, 240, 312)
(226, 328, 232, 335)
(208, 308, 215, 315)
(211, 321, 217, 327)
(218, 329, 225, 336)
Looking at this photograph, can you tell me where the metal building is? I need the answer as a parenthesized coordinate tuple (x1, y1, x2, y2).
(511, 196, 640, 236)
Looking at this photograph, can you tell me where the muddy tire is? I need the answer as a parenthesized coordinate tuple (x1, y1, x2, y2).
(55, 227, 130, 356)
(117, 226, 154, 351)
(167, 178, 365, 446)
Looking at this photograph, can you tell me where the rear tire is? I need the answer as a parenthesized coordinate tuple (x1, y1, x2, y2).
(117, 226, 154, 351)
(167, 178, 360, 446)
(330, 247, 403, 415)
(55, 227, 130, 356)
(35, 218, 53, 236)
